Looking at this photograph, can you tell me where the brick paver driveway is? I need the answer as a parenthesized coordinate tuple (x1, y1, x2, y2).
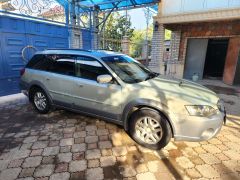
(0, 80, 240, 180)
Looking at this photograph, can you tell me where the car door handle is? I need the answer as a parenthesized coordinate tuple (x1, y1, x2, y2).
(46, 78, 50, 81)
(77, 84, 84, 88)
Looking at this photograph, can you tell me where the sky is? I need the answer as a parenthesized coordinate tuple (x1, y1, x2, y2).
(121, 8, 155, 30)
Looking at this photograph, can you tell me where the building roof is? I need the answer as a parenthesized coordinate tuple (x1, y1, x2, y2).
(56, 0, 159, 12)
(0, 0, 15, 11)
(40, 6, 64, 17)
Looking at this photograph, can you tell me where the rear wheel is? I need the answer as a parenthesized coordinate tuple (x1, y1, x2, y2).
(30, 88, 50, 114)
(129, 109, 172, 150)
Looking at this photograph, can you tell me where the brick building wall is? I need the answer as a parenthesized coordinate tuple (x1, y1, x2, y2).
(223, 37, 240, 84)
(165, 20, 240, 85)
(149, 23, 165, 73)
(166, 20, 240, 62)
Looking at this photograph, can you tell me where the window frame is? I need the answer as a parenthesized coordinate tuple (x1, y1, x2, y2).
(27, 54, 76, 77)
(74, 55, 119, 84)
(48, 54, 76, 76)
(27, 53, 120, 85)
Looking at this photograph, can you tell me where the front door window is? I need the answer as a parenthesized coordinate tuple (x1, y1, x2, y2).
(75, 56, 110, 81)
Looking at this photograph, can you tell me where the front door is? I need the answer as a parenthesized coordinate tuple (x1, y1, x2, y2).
(72, 56, 122, 120)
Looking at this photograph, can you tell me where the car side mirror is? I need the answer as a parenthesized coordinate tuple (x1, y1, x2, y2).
(97, 74, 112, 84)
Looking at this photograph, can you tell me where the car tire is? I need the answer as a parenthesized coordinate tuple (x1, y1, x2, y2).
(129, 108, 172, 150)
(30, 88, 51, 114)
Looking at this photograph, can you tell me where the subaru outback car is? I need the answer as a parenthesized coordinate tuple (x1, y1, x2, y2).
(20, 49, 226, 149)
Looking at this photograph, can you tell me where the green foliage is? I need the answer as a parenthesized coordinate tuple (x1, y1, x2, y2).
(101, 12, 135, 51)
(102, 12, 171, 54)
(130, 26, 153, 58)
(103, 12, 135, 40)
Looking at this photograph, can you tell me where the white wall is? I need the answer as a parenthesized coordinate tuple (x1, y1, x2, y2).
(162, 0, 240, 15)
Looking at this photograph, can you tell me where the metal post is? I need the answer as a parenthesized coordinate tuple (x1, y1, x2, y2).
(92, 6, 99, 49)
(102, 12, 106, 49)
(71, 0, 76, 26)
(65, 3, 70, 48)
(65, 4, 69, 25)
(145, 7, 150, 66)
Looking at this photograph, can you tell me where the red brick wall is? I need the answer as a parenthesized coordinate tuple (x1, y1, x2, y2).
(223, 37, 240, 85)
(166, 20, 240, 84)
(166, 20, 240, 62)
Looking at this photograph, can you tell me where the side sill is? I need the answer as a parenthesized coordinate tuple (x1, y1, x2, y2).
(53, 104, 124, 127)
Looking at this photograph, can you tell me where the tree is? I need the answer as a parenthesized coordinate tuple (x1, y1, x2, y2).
(100, 12, 135, 51)
(130, 26, 153, 58)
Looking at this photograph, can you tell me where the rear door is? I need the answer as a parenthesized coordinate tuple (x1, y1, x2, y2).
(29, 54, 76, 105)
(44, 54, 76, 105)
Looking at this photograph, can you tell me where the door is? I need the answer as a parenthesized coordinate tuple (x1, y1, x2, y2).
(203, 39, 229, 78)
(1, 33, 27, 77)
(33, 54, 76, 105)
(184, 39, 209, 79)
(0, 15, 69, 96)
(72, 56, 122, 120)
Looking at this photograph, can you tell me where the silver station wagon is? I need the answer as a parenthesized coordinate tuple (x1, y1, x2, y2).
(20, 49, 226, 149)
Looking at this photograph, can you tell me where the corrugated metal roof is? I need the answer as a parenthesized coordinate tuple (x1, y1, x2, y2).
(57, 0, 159, 11)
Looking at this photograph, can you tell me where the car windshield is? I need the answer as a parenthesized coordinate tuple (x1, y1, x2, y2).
(101, 55, 158, 84)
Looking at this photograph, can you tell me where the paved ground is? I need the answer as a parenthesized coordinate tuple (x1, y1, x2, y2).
(0, 80, 240, 180)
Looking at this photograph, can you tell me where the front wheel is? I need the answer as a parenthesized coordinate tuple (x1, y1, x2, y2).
(31, 88, 50, 114)
(129, 109, 172, 150)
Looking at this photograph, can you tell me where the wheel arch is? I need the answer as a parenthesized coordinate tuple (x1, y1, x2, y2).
(28, 81, 53, 104)
(122, 99, 175, 136)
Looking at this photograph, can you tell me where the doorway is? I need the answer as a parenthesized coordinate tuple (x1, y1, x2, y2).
(183, 39, 209, 79)
(203, 39, 229, 79)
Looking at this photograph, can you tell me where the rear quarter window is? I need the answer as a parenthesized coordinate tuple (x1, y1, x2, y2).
(26, 54, 45, 69)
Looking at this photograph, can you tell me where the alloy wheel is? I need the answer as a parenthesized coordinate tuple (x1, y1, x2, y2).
(34, 92, 47, 111)
(135, 116, 163, 144)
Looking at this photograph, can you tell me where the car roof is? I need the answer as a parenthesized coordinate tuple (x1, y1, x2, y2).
(35, 49, 124, 58)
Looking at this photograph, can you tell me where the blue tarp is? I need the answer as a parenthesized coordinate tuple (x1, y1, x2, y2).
(56, 0, 159, 11)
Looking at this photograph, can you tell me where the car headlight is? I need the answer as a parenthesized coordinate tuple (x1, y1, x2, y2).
(185, 105, 217, 117)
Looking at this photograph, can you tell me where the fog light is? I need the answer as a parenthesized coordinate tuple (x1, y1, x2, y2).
(201, 128, 214, 139)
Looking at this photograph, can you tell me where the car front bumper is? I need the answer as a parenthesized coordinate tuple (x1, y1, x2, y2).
(170, 110, 225, 142)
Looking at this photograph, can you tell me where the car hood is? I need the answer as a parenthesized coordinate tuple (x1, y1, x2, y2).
(136, 75, 219, 106)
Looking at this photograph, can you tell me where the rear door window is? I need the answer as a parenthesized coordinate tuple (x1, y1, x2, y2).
(28, 54, 75, 76)
(47, 55, 75, 76)
(26, 54, 45, 69)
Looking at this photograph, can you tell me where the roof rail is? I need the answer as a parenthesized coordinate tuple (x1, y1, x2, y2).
(46, 48, 91, 52)
(96, 48, 114, 51)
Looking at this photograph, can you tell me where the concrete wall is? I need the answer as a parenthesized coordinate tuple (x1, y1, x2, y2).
(162, 0, 240, 15)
